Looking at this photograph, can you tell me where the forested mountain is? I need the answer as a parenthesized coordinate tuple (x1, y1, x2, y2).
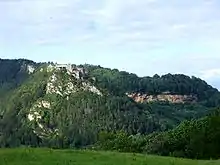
(0, 59, 220, 158)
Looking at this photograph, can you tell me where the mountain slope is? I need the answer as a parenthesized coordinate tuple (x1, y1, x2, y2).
(0, 63, 159, 148)
(0, 59, 220, 149)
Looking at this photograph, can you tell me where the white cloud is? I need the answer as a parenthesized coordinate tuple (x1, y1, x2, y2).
(172, 24, 188, 30)
(200, 69, 220, 80)
(1, 0, 220, 47)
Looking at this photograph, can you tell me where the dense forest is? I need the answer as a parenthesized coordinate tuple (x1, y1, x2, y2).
(97, 108, 220, 159)
(0, 59, 220, 160)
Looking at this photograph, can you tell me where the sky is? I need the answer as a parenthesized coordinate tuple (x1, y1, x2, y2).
(1, 0, 220, 89)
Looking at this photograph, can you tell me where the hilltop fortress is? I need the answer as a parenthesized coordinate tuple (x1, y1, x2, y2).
(56, 64, 87, 80)
(46, 63, 87, 80)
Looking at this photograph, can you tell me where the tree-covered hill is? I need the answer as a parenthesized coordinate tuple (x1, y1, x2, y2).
(0, 62, 159, 148)
(0, 59, 220, 152)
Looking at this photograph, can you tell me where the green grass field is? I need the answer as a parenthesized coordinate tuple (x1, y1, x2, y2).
(0, 148, 219, 165)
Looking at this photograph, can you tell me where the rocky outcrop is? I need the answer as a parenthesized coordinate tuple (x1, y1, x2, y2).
(28, 100, 58, 138)
(55, 64, 87, 80)
(127, 93, 197, 104)
(46, 64, 102, 97)
(27, 65, 35, 74)
(82, 82, 103, 96)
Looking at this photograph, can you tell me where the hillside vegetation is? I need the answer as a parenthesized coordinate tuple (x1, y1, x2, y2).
(85, 64, 220, 107)
(0, 59, 220, 160)
(97, 109, 220, 159)
(0, 148, 219, 165)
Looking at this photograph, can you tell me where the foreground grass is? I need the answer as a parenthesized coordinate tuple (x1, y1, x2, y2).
(0, 148, 219, 165)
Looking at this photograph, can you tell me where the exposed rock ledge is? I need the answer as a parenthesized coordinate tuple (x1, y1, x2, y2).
(126, 93, 197, 104)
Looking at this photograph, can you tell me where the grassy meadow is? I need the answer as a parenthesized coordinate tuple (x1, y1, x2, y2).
(0, 148, 219, 165)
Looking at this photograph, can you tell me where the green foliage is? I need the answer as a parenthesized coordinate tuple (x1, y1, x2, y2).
(144, 108, 220, 159)
(39, 92, 161, 148)
(96, 109, 220, 159)
(97, 131, 146, 153)
(0, 67, 48, 147)
(145, 102, 210, 130)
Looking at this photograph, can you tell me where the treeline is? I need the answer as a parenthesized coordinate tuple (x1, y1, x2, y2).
(96, 109, 220, 160)
(85, 65, 220, 107)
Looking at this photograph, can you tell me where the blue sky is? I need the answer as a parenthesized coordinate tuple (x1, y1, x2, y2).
(1, 0, 220, 89)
